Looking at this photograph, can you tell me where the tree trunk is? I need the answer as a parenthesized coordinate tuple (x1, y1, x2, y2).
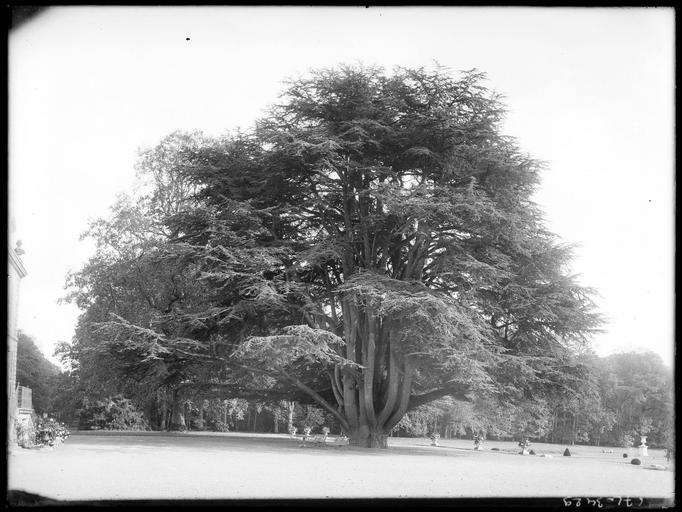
(333, 312, 413, 449)
(169, 390, 186, 431)
(287, 401, 295, 431)
(159, 396, 167, 431)
(551, 410, 557, 444)
(285, 297, 419, 449)
(348, 425, 389, 448)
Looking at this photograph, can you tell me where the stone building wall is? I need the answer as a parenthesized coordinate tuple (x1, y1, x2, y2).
(7, 243, 27, 445)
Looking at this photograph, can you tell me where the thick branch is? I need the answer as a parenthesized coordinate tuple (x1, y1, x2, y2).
(406, 383, 471, 412)
(329, 369, 344, 406)
(277, 367, 351, 432)
(376, 343, 399, 427)
(362, 308, 378, 428)
(384, 358, 413, 432)
(176, 382, 310, 402)
(341, 298, 359, 428)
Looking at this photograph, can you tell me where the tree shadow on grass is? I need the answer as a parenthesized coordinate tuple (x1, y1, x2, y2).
(8, 490, 61, 506)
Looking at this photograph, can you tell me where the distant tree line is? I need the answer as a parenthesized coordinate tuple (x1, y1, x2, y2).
(19, 330, 672, 448)
(395, 350, 673, 448)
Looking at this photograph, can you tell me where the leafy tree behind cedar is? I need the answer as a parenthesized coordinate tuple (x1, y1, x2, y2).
(400, 351, 673, 449)
(597, 351, 673, 448)
(16, 331, 61, 414)
(61, 134, 226, 429)
(65, 65, 602, 447)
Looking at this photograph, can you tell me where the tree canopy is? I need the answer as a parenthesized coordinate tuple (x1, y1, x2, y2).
(64, 65, 602, 447)
(398, 350, 673, 449)
(16, 332, 61, 414)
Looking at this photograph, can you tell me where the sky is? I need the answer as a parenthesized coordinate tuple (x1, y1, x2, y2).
(8, 7, 675, 368)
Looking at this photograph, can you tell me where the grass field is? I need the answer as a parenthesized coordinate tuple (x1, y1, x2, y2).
(8, 431, 675, 501)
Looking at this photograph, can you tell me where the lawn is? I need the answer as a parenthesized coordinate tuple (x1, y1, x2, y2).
(8, 431, 675, 501)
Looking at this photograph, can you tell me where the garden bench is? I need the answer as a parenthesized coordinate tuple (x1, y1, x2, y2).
(299, 433, 328, 446)
(297, 433, 352, 447)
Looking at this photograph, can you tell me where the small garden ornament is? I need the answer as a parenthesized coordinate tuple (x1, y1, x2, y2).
(473, 434, 483, 450)
(518, 438, 531, 455)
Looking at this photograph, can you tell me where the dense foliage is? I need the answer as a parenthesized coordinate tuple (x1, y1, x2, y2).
(63, 65, 603, 447)
(16, 332, 61, 414)
(78, 395, 150, 431)
(398, 351, 674, 449)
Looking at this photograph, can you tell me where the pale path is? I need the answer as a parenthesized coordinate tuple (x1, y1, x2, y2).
(8, 432, 675, 500)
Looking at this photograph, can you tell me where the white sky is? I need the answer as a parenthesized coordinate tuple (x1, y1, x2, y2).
(8, 7, 675, 367)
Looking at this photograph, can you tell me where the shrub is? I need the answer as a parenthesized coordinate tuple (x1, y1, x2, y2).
(15, 416, 70, 448)
(15, 419, 36, 448)
(295, 405, 325, 431)
(620, 434, 635, 448)
(79, 395, 149, 431)
(211, 421, 229, 432)
(34, 417, 70, 446)
(631, 458, 642, 465)
(191, 419, 206, 431)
